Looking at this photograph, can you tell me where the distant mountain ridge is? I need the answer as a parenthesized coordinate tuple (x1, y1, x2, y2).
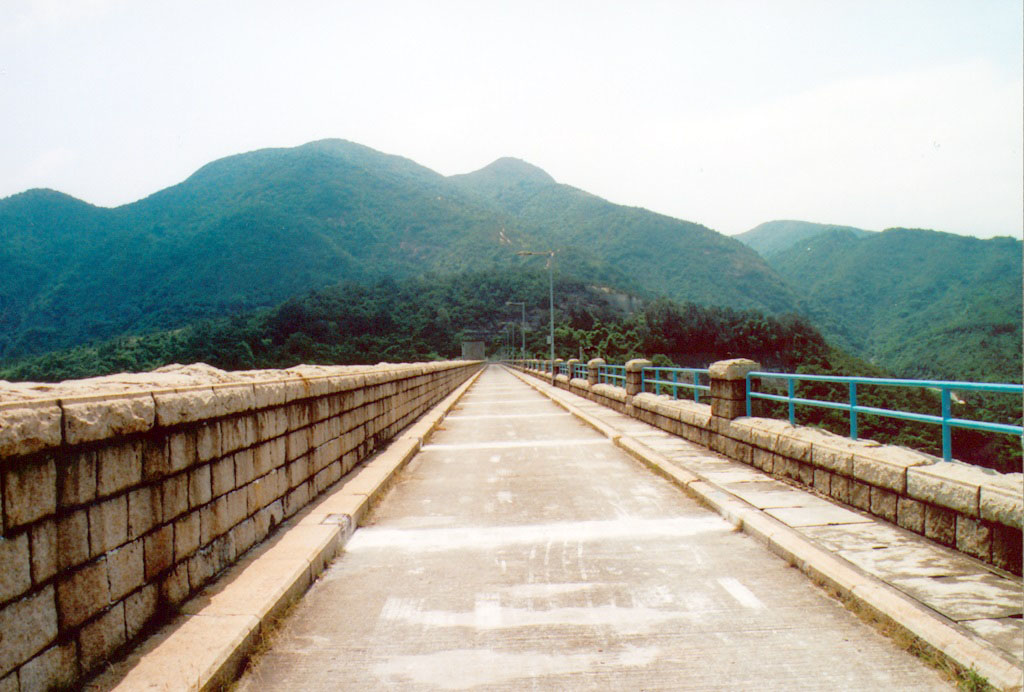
(765, 227, 1022, 382)
(735, 220, 874, 259)
(0, 139, 797, 361)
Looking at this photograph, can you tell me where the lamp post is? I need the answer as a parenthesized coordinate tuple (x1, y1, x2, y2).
(516, 250, 555, 381)
(506, 301, 525, 360)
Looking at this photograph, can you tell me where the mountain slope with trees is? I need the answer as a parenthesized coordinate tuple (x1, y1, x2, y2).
(735, 220, 874, 259)
(0, 140, 799, 361)
(764, 227, 1022, 383)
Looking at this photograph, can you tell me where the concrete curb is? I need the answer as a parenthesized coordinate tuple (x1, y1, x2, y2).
(97, 367, 485, 691)
(505, 366, 1023, 692)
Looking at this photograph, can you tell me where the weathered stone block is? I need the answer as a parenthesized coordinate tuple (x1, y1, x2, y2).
(896, 497, 925, 533)
(231, 518, 256, 556)
(207, 383, 256, 418)
(810, 437, 855, 476)
(95, 440, 143, 497)
(125, 583, 158, 641)
(253, 381, 288, 410)
(849, 480, 871, 511)
(979, 477, 1023, 529)
(195, 423, 221, 463)
(220, 416, 254, 455)
(829, 474, 850, 504)
(56, 511, 90, 571)
(813, 469, 831, 495)
(63, 393, 154, 445)
(160, 563, 189, 608)
(57, 559, 109, 629)
(3, 457, 56, 530)
(88, 494, 128, 556)
(143, 525, 173, 580)
(17, 640, 76, 692)
(188, 464, 212, 508)
(227, 489, 247, 527)
(153, 387, 218, 426)
(869, 487, 897, 522)
(750, 447, 774, 473)
(174, 511, 200, 560)
(200, 496, 229, 546)
(0, 585, 58, 678)
(284, 482, 310, 517)
(711, 398, 746, 421)
(955, 516, 992, 562)
(140, 436, 168, 482)
(166, 430, 197, 473)
(775, 430, 815, 462)
(255, 408, 288, 442)
(287, 457, 310, 489)
(186, 547, 215, 590)
(127, 485, 161, 540)
(253, 437, 286, 478)
(29, 519, 57, 585)
(107, 540, 144, 601)
(990, 523, 1023, 574)
(78, 602, 126, 673)
(0, 402, 62, 458)
(233, 448, 255, 488)
(58, 449, 96, 508)
(852, 445, 931, 493)
(0, 533, 31, 602)
(286, 428, 312, 461)
(797, 461, 815, 486)
(907, 462, 982, 517)
(161, 473, 188, 522)
(211, 456, 235, 498)
(924, 504, 957, 547)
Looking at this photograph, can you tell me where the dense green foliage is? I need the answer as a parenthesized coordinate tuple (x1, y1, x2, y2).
(6, 268, 1016, 471)
(763, 228, 1022, 383)
(735, 220, 874, 259)
(0, 141, 795, 361)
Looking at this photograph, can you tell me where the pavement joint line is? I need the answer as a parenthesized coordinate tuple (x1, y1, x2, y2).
(456, 398, 546, 404)
(101, 366, 485, 692)
(502, 365, 1024, 692)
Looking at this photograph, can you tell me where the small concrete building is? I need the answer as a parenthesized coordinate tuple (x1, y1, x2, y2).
(461, 340, 485, 360)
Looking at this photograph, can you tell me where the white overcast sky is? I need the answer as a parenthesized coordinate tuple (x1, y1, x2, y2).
(1, 0, 1021, 238)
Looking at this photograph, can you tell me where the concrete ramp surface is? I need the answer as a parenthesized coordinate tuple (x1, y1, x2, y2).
(237, 366, 950, 690)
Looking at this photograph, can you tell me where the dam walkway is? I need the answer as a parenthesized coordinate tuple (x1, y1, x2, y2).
(235, 366, 956, 690)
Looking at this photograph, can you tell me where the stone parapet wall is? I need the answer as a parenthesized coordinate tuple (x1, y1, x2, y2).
(516, 363, 1023, 576)
(0, 361, 480, 689)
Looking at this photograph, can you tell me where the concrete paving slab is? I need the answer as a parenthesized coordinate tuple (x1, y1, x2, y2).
(837, 544, 989, 579)
(797, 522, 926, 552)
(766, 505, 874, 527)
(889, 574, 1024, 621)
(962, 618, 1024, 658)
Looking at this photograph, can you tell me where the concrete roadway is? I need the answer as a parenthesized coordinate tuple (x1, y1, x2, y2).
(237, 365, 948, 690)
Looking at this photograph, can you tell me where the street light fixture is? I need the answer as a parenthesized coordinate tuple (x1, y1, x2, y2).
(516, 250, 555, 380)
(505, 301, 525, 360)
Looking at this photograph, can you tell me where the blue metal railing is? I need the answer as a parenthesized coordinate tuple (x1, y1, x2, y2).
(746, 371, 1023, 462)
(641, 367, 710, 402)
(573, 362, 588, 379)
(598, 364, 626, 387)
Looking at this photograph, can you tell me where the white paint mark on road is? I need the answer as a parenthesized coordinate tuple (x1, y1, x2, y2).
(718, 577, 765, 610)
(445, 413, 572, 421)
(347, 515, 728, 552)
(422, 439, 610, 452)
(497, 491, 514, 504)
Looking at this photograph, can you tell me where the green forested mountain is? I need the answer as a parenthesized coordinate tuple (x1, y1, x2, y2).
(765, 228, 1023, 383)
(735, 220, 874, 259)
(0, 140, 796, 361)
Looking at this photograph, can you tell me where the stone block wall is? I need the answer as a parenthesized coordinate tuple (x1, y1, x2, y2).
(0, 361, 480, 689)
(515, 362, 1023, 576)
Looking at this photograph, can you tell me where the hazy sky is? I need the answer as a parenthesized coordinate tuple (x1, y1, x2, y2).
(2, 0, 1021, 238)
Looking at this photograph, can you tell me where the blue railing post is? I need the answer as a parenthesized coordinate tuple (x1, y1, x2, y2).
(693, 371, 700, 403)
(941, 388, 952, 461)
(745, 374, 752, 417)
(672, 370, 679, 400)
(849, 381, 858, 440)
(787, 377, 795, 425)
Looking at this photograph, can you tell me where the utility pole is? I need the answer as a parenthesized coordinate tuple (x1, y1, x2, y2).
(516, 251, 556, 381)
(506, 301, 526, 359)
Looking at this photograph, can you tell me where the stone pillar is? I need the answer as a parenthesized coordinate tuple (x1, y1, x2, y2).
(624, 359, 652, 396)
(565, 359, 581, 380)
(552, 358, 564, 381)
(709, 358, 760, 420)
(587, 358, 605, 386)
